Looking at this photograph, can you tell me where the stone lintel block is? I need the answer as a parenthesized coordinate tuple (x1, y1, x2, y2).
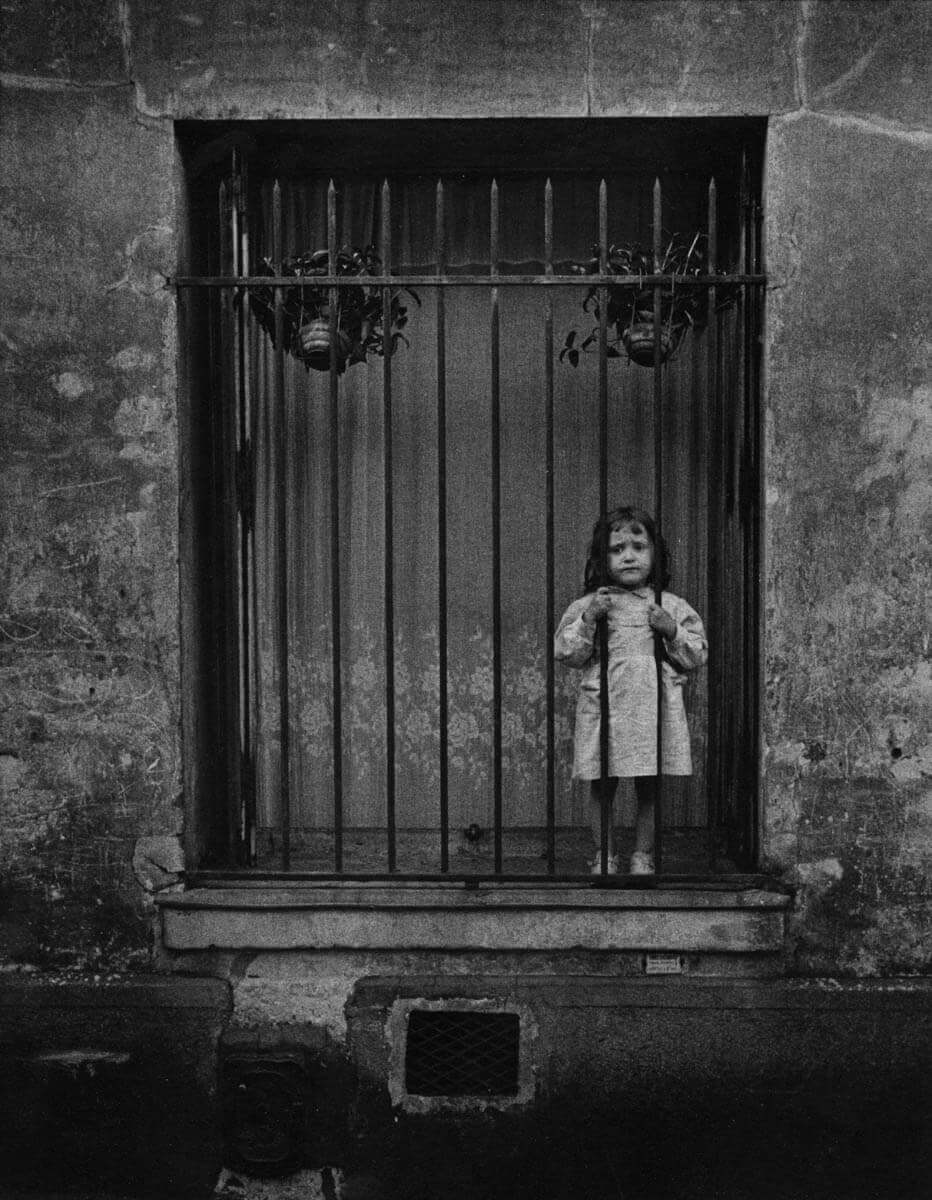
(1, 0, 126, 81)
(764, 111, 929, 420)
(805, 0, 931, 128)
(1, 86, 175, 353)
(589, 0, 798, 116)
(129, 0, 589, 119)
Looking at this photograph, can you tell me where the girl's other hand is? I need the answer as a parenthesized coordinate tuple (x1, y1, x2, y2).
(647, 602, 677, 639)
(584, 588, 614, 624)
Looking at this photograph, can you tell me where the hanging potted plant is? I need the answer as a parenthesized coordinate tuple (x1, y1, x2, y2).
(559, 233, 707, 368)
(247, 245, 419, 374)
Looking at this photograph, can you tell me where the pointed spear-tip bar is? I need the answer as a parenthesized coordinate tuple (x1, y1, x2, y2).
(707, 176, 718, 274)
(705, 173, 721, 871)
(381, 177, 396, 873)
(544, 176, 556, 873)
(490, 177, 503, 873)
(651, 175, 665, 876)
(270, 178, 291, 871)
(435, 177, 450, 872)
(325, 176, 344, 871)
(596, 176, 611, 875)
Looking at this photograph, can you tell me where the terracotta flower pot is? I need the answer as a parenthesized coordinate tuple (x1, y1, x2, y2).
(295, 319, 352, 372)
(621, 321, 677, 366)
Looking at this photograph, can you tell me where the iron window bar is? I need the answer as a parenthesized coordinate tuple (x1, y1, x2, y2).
(597, 179, 611, 877)
(326, 182, 344, 873)
(271, 180, 291, 872)
(436, 181, 451, 874)
(184, 168, 765, 884)
(382, 180, 398, 875)
(705, 175, 720, 873)
(490, 180, 504, 874)
(544, 179, 556, 876)
(651, 178, 665, 877)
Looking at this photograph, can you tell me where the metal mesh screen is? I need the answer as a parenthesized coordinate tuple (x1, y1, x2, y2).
(404, 1010, 520, 1097)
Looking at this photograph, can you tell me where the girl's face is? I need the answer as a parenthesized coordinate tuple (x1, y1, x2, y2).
(606, 521, 654, 590)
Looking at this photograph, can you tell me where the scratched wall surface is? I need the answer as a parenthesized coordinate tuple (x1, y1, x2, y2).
(0, 73, 180, 965)
(1, 0, 930, 975)
(765, 100, 932, 974)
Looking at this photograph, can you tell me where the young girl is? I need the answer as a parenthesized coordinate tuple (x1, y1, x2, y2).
(554, 506, 707, 875)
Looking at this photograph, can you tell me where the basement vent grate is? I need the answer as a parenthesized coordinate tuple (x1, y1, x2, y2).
(404, 1010, 520, 1097)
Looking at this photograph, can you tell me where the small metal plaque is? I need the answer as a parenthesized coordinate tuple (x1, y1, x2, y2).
(644, 954, 684, 975)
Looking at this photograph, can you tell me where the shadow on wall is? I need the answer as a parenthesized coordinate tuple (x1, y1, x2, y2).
(213, 1075, 929, 1200)
(0, 977, 230, 1199)
(350, 1086, 930, 1200)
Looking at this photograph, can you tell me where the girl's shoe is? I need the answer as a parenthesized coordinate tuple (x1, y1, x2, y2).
(629, 851, 655, 875)
(589, 854, 619, 874)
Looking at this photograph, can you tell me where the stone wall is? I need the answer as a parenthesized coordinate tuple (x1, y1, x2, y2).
(1, 0, 930, 976)
(0, 72, 179, 966)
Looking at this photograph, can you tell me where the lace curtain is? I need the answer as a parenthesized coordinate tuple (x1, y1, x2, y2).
(245, 174, 717, 844)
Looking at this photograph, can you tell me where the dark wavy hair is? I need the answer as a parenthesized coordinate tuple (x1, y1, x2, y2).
(582, 505, 671, 593)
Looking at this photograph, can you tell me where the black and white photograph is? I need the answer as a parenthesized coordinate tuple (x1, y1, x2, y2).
(1, 3, 929, 1197)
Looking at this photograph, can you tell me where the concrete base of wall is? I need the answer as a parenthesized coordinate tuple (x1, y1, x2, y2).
(1, 971, 928, 1199)
(342, 975, 932, 1199)
(0, 975, 231, 1198)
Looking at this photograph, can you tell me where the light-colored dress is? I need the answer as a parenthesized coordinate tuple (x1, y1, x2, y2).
(554, 587, 707, 778)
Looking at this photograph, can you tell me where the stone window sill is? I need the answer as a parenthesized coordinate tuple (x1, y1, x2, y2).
(157, 881, 790, 954)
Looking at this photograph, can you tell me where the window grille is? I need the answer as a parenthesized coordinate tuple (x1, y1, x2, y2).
(176, 119, 765, 883)
(404, 1010, 520, 1097)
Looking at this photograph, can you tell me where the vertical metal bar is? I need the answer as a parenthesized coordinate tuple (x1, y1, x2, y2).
(272, 179, 291, 872)
(243, 183, 258, 868)
(544, 178, 556, 875)
(597, 179, 611, 876)
(490, 178, 503, 874)
(436, 180, 450, 873)
(382, 179, 397, 872)
(217, 178, 240, 865)
(742, 154, 761, 868)
(705, 176, 719, 873)
(750, 180, 765, 868)
(328, 180, 344, 871)
(231, 166, 247, 855)
(727, 152, 749, 864)
(233, 149, 255, 866)
(652, 177, 664, 877)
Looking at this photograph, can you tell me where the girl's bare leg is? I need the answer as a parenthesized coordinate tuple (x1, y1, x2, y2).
(589, 778, 618, 859)
(634, 776, 658, 854)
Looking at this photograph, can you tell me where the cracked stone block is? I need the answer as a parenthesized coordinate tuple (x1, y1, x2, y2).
(133, 834, 185, 892)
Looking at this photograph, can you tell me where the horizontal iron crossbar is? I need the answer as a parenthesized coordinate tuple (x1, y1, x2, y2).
(171, 273, 767, 288)
(186, 871, 780, 889)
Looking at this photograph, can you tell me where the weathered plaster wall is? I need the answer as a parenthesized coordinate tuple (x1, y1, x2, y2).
(1, 1, 930, 976)
(0, 70, 180, 964)
(763, 5, 932, 973)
